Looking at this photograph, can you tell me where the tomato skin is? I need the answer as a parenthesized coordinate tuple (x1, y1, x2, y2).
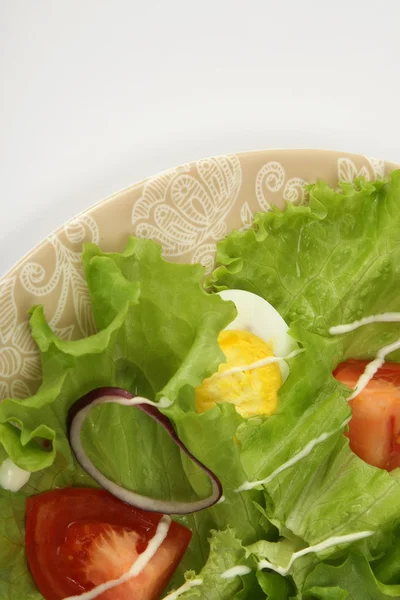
(25, 488, 192, 600)
(333, 360, 400, 471)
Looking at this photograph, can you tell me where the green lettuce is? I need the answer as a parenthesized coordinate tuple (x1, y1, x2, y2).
(210, 171, 400, 593)
(0, 492, 42, 600)
(237, 325, 400, 556)
(303, 553, 400, 599)
(256, 570, 295, 600)
(0, 237, 238, 477)
(372, 527, 400, 586)
(0, 237, 269, 597)
(82, 239, 272, 542)
(210, 172, 400, 358)
(167, 529, 264, 599)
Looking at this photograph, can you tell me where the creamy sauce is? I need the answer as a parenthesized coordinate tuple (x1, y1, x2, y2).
(0, 458, 31, 492)
(258, 530, 374, 576)
(158, 396, 173, 408)
(102, 395, 173, 409)
(63, 515, 171, 600)
(236, 417, 350, 492)
(220, 565, 252, 579)
(295, 226, 304, 277)
(216, 495, 226, 504)
(163, 578, 203, 599)
(329, 314, 400, 400)
(329, 313, 400, 335)
(347, 339, 400, 400)
(214, 348, 304, 380)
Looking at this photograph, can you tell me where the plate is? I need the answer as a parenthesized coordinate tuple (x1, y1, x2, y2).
(0, 149, 397, 402)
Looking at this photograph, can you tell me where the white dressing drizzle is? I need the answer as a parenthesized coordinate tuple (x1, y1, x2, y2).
(220, 565, 252, 579)
(235, 417, 350, 492)
(258, 530, 374, 576)
(81, 395, 172, 411)
(63, 515, 171, 600)
(214, 349, 304, 380)
(329, 313, 400, 335)
(163, 578, 203, 599)
(216, 495, 226, 504)
(158, 396, 173, 408)
(347, 339, 400, 400)
(130, 395, 171, 409)
(329, 314, 400, 400)
(0, 458, 31, 492)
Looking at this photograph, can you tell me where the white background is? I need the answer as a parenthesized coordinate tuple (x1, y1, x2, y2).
(1, 0, 399, 276)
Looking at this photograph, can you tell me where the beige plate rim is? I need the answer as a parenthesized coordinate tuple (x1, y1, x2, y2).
(4, 147, 399, 281)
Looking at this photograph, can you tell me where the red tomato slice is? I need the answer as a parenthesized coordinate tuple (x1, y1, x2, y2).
(26, 488, 192, 600)
(333, 359, 400, 471)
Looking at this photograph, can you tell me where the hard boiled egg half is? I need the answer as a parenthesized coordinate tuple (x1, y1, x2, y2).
(196, 290, 298, 418)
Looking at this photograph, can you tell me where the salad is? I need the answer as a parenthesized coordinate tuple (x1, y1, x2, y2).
(1, 172, 400, 599)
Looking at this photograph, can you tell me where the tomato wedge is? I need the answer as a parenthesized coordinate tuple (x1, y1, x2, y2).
(333, 359, 400, 471)
(26, 488, 192, 600)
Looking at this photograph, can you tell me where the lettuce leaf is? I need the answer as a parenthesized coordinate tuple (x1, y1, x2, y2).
(372, 527, 400, 585)
(0, 491, 39, 600)
(83, 237, 237, 406)
(210, 172, 400, 359)
(167, 529, 263, 600)
(303, 553, 400, 599)
(0, 237, 268, 597)
(0, 237, 236, 474)
(238, 326, 400, 557)
(82, 240, 272, 537)
(256, 570, 294, 599)
(80, 238, 275, 579)
(210, 172, 400, 592)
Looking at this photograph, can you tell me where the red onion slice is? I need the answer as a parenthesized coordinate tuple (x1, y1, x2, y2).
(67, 387, 223, 514)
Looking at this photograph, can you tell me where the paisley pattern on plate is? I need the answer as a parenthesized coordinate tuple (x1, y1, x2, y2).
(0, 150, 397, 399)
(132, 154, 242, 273)
(19, 214, 99, 340)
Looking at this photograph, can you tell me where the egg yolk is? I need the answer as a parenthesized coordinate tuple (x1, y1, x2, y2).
(195, 329, 282, 418)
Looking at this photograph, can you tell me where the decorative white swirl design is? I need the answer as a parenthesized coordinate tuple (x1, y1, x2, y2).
(255, 161, 308, 211)
(338, 158, 371, 182)
(192, 243, 217, 273)
(255, 161, 285, 211)
(0, 278, 41, 400)
(0, 215, 99, 400)
(283, 177, 308, 204)
(240, 202, 254, 230)
(132, 154, 242, 264)
(0, 277, 17, 346)
(367, 157, 385, 179)
(20, 214, 99, 340)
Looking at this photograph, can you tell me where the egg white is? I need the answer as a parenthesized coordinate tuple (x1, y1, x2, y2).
(218, 289, 297, 381)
